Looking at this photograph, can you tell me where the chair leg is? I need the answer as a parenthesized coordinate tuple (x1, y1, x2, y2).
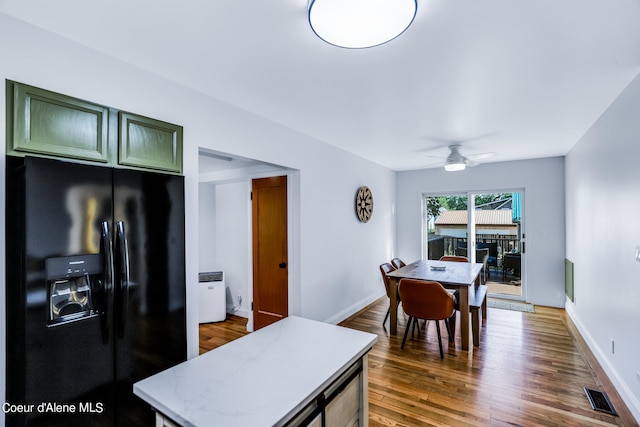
(383, 299, 401, 326)
(435, 321, 444, 359)
(445, 318, 454, 343)
(412, 317, 421, 337)
(401, 316, 413, 349)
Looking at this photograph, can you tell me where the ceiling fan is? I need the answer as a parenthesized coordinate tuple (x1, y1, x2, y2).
(424, 144, 495, 171)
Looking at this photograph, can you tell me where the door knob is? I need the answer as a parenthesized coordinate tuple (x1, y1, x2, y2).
(279, 262, 287, 269)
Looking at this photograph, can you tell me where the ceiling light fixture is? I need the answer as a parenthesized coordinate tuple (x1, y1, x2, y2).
(308, 0, 418, 49)
(444, 161, 466, 172)
(444, 146, 467, 172)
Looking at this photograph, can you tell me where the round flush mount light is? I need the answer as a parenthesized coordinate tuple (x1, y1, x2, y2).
(308, 0, 418, 49)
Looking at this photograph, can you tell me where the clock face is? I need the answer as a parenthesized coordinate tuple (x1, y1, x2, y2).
(355, 186, 373, 223)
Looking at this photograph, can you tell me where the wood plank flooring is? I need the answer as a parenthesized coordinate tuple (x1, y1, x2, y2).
(199, 312, 249, 354)
(199, 298, 637, 426)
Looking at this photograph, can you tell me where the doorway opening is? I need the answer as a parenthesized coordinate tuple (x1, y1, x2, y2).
(197, 148, 299, 336)
(423, 190, 524, 300)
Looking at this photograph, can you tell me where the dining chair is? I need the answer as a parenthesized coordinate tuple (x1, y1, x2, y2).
(398, 279, 456, 358)
(391, 257, 406, 269)
(438, 255, 465, 341)
(439, 255, 467, 308)
(439, 255, 468, 263)
(439, 255, 486, 347)
(454, 248, 489, 283)
(379, 263, 401, 326)
(475, 248, 489, 284)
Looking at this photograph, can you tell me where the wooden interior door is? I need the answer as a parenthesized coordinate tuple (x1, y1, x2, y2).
(252, 176, 288, 329)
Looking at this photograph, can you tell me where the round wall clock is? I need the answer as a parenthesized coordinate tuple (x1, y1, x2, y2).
(355, 186, 373, 223)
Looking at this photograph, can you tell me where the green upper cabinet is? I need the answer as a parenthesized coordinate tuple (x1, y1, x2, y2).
(9, 82, 109, 162)
(119, 112, 183, 174)
(7, 81, 184, 174)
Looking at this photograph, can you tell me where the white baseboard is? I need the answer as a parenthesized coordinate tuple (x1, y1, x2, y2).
(323, 292, 386, 325)
(565, 304, 640, 421)
(226, 305, 249, 319)
(225, 293, 384, 330)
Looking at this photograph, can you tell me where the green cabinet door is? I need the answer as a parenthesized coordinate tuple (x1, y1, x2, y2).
(9, 82, 109, 162)
(119, 112, 183, 174)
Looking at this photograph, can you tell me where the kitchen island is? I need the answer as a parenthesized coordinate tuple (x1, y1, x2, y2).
(134, 316, 378, 427)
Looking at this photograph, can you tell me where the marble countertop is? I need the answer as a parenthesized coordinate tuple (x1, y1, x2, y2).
(133, 316, 378, 427)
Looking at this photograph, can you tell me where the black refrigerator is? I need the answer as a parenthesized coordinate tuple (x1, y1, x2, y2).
(5, 155, 186, 426)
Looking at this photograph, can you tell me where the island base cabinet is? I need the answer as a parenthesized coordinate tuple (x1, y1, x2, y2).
(306, 414, 322, 427)
(155, 412, 179, 427)
(325, 372, 361, 426)
(287, 355, 368, 427)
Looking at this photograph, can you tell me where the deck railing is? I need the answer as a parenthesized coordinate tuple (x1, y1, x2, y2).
(427, 234, 521, 261)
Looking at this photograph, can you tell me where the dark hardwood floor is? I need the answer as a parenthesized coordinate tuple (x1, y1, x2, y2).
(199, 298, 637, 426)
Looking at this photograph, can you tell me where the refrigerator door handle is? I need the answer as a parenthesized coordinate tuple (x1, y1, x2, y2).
(116, 221, 131, 339)
(100, 221, 114, 344)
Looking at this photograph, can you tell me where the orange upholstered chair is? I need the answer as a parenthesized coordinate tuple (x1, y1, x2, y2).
(439, 255, 466, 325)
(398, 279, 456, 358)
(439, 255, 469, 263)
(439, 254, 486, 347)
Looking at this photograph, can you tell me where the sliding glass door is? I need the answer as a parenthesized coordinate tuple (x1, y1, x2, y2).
(423, 190, 525, 300)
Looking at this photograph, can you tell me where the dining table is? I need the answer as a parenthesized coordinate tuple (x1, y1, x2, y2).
(386, 259, 484, 351)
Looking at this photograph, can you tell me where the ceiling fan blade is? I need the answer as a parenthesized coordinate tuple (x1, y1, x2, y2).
(417, 161, 445, 169)
(415, 145, 450, 154)
(465, 159, 479, 167)
(467, 152, 496, 160)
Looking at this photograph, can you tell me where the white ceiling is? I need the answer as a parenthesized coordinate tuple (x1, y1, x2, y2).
(2, 0, 639, 171)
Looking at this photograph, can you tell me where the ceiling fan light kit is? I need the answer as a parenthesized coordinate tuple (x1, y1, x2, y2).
(444, 145, 467, 171)
(444, 161, 466, 172)
(308, 0, 417, 49)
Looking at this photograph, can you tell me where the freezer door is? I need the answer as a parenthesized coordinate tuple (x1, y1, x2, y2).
(113, 168, 186, 426)
(5, 156, 116, 426)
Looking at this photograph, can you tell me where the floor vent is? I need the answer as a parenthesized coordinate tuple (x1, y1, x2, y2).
(584, 387, 618, 416)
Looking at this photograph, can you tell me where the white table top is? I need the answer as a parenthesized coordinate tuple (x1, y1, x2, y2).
(134, 316, 378, 427)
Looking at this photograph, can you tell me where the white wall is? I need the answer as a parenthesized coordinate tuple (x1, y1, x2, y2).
(396, 157, 566, 307)
(565, 71, 640, 420)
(0, 14, 395, 425)
(198, 183, 217, 270)
(198, 181, 251, 317)
(216, 182, 251, 316)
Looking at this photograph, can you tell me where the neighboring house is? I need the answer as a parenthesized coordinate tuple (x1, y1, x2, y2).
(434, 210, 517, 238)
